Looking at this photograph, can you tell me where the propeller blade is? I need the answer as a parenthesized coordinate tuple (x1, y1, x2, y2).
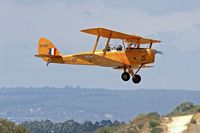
(153, 50, 163, 55)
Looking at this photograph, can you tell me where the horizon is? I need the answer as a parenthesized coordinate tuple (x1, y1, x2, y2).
(0, 85, 199, 91)
(1, 86, 200, 123)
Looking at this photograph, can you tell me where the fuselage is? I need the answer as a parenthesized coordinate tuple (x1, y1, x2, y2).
(60, 48, 155, 68)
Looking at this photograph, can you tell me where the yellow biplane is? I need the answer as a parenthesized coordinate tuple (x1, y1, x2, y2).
(35, 28, 161, 84)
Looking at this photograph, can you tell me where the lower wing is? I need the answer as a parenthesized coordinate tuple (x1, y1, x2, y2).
(73, 54, 124, 67)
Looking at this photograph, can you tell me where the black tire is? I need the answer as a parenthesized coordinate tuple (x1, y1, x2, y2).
(121, 72, 130, 81)
(132, 75, 141, 84)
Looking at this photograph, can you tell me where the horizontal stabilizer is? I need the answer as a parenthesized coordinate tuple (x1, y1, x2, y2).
(34, 54, 62, 58)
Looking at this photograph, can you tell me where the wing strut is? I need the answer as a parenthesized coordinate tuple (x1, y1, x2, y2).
(149, 42, 153, 48)
(92, 34, 100, 54)
(103, 33, 112, 56)
(136, 39, 140, 48)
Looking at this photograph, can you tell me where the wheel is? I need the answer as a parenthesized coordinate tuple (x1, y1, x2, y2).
(132, 75, 141, 84)
(121, 72, 130, 81)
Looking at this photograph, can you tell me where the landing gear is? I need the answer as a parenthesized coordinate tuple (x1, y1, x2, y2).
(121, 72, 130, 81)
(132, 74, 141, 84)
(121, 65, 143, 84)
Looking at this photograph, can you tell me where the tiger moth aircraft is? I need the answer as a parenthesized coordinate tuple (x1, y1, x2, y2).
(35, 27, 162, 84)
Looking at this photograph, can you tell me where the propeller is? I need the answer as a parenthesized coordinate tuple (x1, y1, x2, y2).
(153, 50, 163, 55)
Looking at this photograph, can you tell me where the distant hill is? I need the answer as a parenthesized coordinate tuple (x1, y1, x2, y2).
(94, 102, 200, 133)
(0, 86, 200, 122)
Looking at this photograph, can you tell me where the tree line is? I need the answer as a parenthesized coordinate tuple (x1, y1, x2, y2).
(0, 119, 123, 133)
(21, 119, 123, 133)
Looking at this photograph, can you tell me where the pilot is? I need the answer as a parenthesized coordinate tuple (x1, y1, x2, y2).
(128, 43, 132, 49)
(107, 46, 111, 51)
(115, 45, 122, 51)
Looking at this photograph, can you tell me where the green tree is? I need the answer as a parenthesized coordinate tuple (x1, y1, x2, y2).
(175, 101, 193, 112)
(0, 119, 29, 133)
(168, 101, 200, 116)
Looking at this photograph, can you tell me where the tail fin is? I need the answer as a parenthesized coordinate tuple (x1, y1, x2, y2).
(35, 38, 63, 64)
(38, 38, 61, 56)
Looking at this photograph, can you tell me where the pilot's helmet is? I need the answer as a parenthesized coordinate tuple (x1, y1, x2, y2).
(116, 45, 122, 51)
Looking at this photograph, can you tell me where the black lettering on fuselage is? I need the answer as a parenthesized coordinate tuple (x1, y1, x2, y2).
(40, 44, 48, 48)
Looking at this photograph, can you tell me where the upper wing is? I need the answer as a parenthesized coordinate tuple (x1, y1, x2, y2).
(81, 27, 161, 44)
(73, 53, 124, 67)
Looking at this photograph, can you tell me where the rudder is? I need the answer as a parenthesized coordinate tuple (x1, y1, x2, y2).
(38, 38, 61, 56)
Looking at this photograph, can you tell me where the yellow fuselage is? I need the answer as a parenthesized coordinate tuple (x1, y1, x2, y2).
(52, 48, 155, 68)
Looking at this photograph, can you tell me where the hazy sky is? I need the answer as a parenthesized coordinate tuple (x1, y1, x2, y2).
(0, 0, 200, 90)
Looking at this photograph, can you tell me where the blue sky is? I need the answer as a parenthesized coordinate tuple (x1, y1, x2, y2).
(0, 0, 200, 90)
